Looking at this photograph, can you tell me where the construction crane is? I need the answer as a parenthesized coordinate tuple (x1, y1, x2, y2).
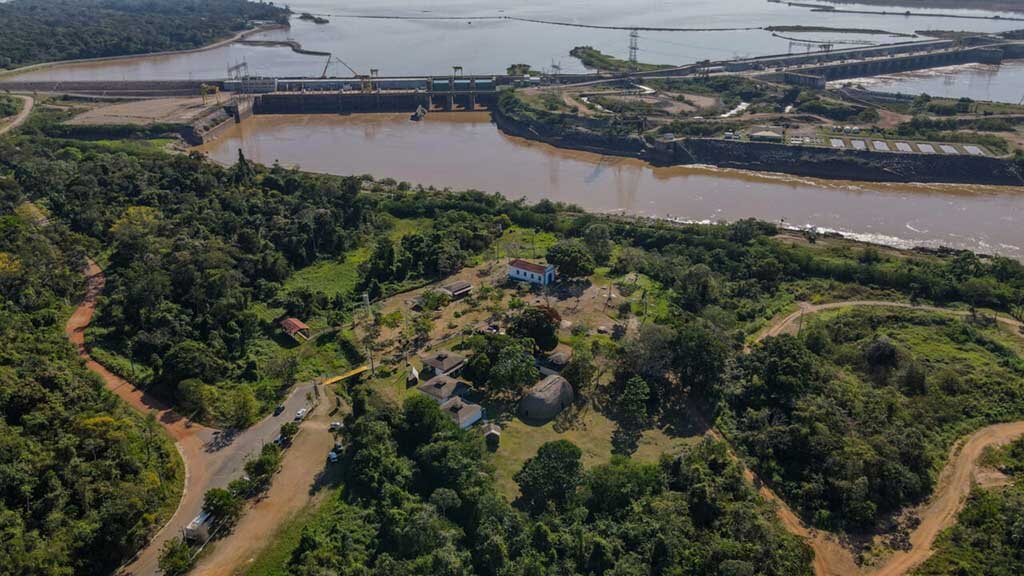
(772, 33, 875, 54)
(323, 54, 368, 78)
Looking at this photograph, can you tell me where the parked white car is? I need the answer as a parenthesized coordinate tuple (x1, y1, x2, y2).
(295, 408, 308, 421)
(328, 421, 344, 432)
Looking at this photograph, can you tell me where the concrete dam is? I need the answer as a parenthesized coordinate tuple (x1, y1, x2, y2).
(249, 76, 502, 114)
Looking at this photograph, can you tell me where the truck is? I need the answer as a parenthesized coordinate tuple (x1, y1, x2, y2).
(184, 510, 212, 542)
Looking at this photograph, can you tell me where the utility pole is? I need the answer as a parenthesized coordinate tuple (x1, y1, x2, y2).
(363, 292, 376, 378)
(495, 223, 502, 261)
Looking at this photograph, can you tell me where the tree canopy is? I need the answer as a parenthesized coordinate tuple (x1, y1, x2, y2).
(0, 206, 181, 575)
(0, 0, 289, 69)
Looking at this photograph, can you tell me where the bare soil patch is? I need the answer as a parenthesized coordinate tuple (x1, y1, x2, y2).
(67, 96, 222, 126)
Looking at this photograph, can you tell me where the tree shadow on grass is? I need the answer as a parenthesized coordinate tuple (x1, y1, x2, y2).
(308, 458, 345, 496)
(611, 425, 642, 456)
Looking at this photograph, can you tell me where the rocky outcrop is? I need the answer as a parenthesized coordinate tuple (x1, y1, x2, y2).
(492, 106, 646, 158)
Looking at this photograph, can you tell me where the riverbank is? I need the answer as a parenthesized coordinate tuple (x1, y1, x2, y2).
(195, 112, 1024, 259)
(0, 23, 288, 80)
(815, 0, 1024, 14)
(490, 105, 1024, 186)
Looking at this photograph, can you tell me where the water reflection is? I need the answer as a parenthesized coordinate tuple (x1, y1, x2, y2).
(197, 113, 1024, 258)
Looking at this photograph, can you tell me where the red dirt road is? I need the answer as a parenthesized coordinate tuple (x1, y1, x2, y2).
(66, 259, 324, 576)
(0, 95, 34, 136)
(66, 260, 215, 576)
(191, 405, 340, 576)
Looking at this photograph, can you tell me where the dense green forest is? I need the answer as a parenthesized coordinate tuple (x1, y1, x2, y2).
(0, 95, 22, 118)
(282, 395, 813, 576)
(0, 133, 575, 426)
(0, 0, 289, 69)
(723, 307, 1024, 531)
(5, 117, 1024, 574)
(914, 436, 1024, 575)
(0, 197, 182, 575)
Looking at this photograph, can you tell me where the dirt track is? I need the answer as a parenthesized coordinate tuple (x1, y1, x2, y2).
(746, 300, 1024, 576)
(66, 259, 323, 576)
(0, 95, 33, 136)
(192, 405, 340, 576)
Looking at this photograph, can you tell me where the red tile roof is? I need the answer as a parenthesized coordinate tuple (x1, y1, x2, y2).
(280, 317, 310, 335)
(509, 259, 549, 275)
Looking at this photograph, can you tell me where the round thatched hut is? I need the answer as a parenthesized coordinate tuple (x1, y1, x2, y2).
(519, 375, 574, 421)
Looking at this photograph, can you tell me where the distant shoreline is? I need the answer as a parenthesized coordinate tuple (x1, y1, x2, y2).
(814, 0, 1024, 15)
(0, 23, 288, 80)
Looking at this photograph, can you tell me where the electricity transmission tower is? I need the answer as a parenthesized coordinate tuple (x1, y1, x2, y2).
(628, 29, 639, 72)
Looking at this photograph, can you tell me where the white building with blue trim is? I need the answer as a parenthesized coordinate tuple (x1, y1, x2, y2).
(508, 259, 556, 285)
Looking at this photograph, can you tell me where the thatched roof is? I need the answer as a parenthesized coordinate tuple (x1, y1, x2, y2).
(519, 375, 574, 422)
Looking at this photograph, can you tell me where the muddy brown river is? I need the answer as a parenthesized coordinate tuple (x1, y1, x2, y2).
(198, 113, 1024, 258)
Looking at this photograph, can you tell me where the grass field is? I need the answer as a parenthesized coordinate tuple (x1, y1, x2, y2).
(489, 408, 703, 499)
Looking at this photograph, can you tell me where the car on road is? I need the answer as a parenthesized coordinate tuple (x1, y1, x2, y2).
(274, 404, 285, 416)
(327, 451, 339, 464)
(295, 408, 308, 421)
(328, 421, 344, 432)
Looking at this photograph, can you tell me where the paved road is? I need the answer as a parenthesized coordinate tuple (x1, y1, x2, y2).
(67, 259, 320, 576)
(192, 399, 340, 576)
(0, 95, 34, 136)
(744, 300, 1024, 576)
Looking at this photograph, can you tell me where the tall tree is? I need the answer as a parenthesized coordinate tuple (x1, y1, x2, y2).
(508, 306, 560, 352)
(514, 440, 583, 513)
(546, 239, 595, 279)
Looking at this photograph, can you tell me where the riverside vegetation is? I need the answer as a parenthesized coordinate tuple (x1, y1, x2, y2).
(0, 0, 289, 70)
(5, 110, 1024, 574)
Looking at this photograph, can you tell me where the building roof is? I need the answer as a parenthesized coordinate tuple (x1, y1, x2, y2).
(422, 351, 467, 373)
(751, 130, 783, 139)
(483, 422, 501, 436)
(280, 317, 310, 335)
(519, 375, 575, 421)
(440, 396, 482, 428)
(416, 375, 463, 401)
(509, 259, 551, 275)
(441, 280, 473, 295)
(546, 351, 571, 367)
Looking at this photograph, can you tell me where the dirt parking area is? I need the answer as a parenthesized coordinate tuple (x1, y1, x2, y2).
(67, 96, 221, 126)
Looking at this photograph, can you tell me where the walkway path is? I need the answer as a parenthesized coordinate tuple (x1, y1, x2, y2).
(0, 95, 34, 136)
(66, 259, 321, 576)
(743, 300, 1024, 576)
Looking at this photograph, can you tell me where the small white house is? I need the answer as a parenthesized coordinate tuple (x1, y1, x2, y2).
(509, 259, 556, 286)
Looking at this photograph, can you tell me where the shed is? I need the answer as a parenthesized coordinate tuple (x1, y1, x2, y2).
(483, 422, 501, 450)
(519, 375, 575, 422)
(440, 396, 483, 429)
(422, 351, 467, 376)
(280, 317, 311, 340)
(439, 280, 473, 299)
(750, 130, 783, 143)
(416, 374, 469, 404)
